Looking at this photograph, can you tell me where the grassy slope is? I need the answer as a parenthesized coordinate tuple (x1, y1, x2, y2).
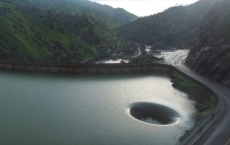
(51, 13, 123, 49)
(0, 1, 97, 62)
(15, 0, 123, 30)
(173, 73, 202, 89)
(172, 73, 216, 115)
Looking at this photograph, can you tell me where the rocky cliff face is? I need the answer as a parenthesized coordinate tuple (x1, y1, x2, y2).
(186, 0, 230, 87)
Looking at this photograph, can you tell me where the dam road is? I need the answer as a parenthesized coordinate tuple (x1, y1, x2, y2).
(163, 50, 230, 145)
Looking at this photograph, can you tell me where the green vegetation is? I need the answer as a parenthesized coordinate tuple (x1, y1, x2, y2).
(116, 0, 221, 48)
(176, 71, 217, 142)
(129, 53, 161, 63)
(125, 45, 161, 63)
(0, 1, 97, 62)
(200, 0, 230, 40)
(171, 73, 216, 116)
(1, 0, 228, 64)
(72, 1, 137, 24)
(172, 72, 217, 142)
(13, 0, 137, 29)
(173, 73, 202, 89)
(0, 0, 137, 63)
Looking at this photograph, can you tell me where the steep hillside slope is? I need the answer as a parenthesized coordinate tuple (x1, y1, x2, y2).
(69, 0, 137, 23)
(116, 0, 221, 48)
(0, 1, 98, 62)
(186, 0, 230, 86)
(0, 1, 129, 63)
(11, 0, 137, 29)
(12, 0, 121, 30)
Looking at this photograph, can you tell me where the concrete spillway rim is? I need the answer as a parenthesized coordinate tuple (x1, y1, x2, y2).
(127, 102, 181, 126)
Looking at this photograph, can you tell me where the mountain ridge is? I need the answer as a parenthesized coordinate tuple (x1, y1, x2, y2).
(116, 0, 222, 48)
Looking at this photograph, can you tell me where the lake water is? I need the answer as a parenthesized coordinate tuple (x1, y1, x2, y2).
(0, 71, 196, 145)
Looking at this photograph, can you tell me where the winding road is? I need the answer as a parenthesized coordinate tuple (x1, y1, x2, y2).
(163, 50, 230, 145)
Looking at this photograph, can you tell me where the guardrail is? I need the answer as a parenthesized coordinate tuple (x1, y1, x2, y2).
(174, 68, 221, 145)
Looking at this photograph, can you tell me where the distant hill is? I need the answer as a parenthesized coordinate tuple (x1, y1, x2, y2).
(116, 0, 221, 48)
(186, 0, 230, 87)
(12, 0, 137, 29)
(0, 0, 137, 63)
(68, 0, 137, 24)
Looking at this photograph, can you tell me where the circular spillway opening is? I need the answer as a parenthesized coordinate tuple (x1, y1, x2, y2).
(129, 102, 180, 125)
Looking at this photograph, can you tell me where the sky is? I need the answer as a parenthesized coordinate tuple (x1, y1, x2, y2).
(89, 0, 199, 16)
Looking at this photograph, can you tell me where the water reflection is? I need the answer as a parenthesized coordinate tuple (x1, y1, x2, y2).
(0, 71, 196, 145)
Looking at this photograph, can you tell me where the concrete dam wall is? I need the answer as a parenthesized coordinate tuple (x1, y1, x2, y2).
(0, 61, 174, 74)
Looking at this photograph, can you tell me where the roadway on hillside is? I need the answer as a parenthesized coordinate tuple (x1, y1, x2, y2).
(162, 50, 230, 145)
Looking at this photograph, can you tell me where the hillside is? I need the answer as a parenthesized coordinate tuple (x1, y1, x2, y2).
(68, 0, 137, 24)
(186, 0, 230, 87)
(11, 0, 137, 29)
(0, 0, 136, 63)
(0, 1, 97, 62)
(116, 0, 221, 48)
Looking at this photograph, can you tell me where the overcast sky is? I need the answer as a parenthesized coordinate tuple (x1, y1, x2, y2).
(89, 0, 199, 16)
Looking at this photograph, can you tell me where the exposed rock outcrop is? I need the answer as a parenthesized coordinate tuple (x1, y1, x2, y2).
(186, 0, 230, 87)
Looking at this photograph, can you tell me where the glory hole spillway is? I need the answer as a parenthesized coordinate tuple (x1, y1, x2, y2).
(129, 102, 180, 125)
(0, 70, 196, 145)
